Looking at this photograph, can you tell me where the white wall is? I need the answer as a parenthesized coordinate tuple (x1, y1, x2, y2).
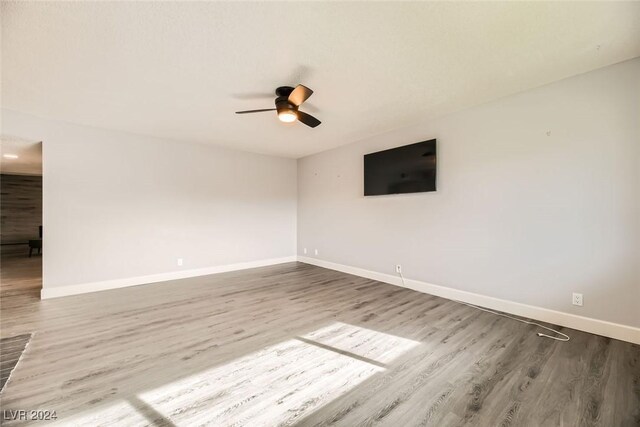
(2, 109, 297, 292)
(298, 59, 640, 328)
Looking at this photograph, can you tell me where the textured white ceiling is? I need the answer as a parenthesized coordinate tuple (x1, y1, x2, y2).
(0, 136, 42, 176)
(2, 2, 639, 158)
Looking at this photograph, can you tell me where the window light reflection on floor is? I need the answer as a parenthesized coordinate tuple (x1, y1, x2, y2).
(56, 323, 420, 426)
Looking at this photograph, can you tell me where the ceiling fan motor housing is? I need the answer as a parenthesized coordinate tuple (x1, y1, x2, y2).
(275, 96, 297, 115)
(275, 86, 295, 97)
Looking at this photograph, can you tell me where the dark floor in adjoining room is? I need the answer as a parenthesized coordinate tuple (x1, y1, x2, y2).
(0, 262, 638, 426)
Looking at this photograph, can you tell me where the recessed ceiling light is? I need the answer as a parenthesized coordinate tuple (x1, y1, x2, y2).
(3, 154, 19, 159)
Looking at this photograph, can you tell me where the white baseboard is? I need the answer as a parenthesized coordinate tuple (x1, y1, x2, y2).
(297, 256, 640, 345)
(41, 256, 297, 299)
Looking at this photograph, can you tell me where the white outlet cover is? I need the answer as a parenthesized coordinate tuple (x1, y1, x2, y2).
(303, 248, 307, 254)
(572, 293, 583, 306)
(177, 258, 183, 266)
(314, 249, 318, 255)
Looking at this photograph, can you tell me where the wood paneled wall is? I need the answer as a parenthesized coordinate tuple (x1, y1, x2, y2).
(0, 174, 42, 244)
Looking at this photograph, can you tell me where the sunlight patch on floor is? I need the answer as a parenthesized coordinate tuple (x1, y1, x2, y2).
(46, 323, 420, 426)
(135, 322, 418, 425)
(51, 399, 149, 426)
(136, 339, 381, 424)
(301, 322, 420, 364)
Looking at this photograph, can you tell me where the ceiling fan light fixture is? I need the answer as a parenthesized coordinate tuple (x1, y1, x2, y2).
(236, 84, 321, 128)
(278, 110, 297, 123)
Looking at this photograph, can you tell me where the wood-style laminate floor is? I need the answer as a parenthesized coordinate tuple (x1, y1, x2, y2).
(0, 262, 638, 426)
(0, 334, 32, 393)
(0, 245, 41, 297)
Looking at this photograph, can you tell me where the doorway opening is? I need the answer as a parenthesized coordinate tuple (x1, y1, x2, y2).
(0, 136, 43, 300)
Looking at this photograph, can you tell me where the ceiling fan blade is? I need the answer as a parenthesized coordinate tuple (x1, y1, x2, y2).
(297, 111, 321, 128)
(232, 93, 275, 100)
(235, 108, 276, 114)
(288, 85, 313, 106)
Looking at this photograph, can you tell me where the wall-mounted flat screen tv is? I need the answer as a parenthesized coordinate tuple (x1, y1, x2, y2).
(364, 139, 436, 196)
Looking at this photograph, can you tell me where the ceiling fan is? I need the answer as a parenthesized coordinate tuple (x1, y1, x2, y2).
(235, 85, 321, 128)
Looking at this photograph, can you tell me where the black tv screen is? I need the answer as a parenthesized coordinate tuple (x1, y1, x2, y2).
(364, 139, 436, 196)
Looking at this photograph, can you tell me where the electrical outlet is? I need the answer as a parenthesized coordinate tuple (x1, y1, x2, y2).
(572, 293, 583, 306)
(303, 248, 307, 254)
(314, 249, 319, 256)
(395, 264, 402, 273)
(177, 258, 183, 266)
